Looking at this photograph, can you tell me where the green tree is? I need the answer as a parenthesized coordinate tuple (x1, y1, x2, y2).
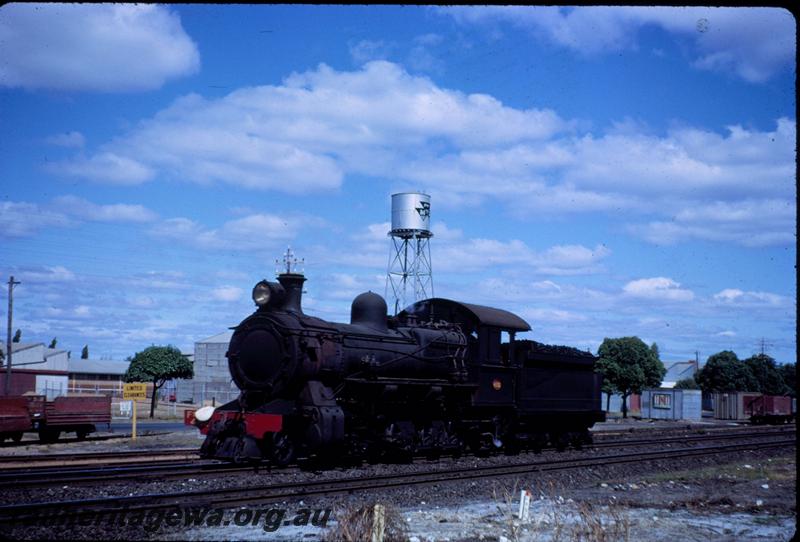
(596, 337, 666, 418)
(674, 377, 700, 390)
(12, 329, 21, 343)
(600, 373, 617, 412)
(81, 345, 89, 359)
(744, 354, 789, 395)
(124, 345, 193, 418)
(778, 363, 796, 397)
(49, 337, 57, 349)
(650, 342, 660, 360)
(696, 351, 758, 392)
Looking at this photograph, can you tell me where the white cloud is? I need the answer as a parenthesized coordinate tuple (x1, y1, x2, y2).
(50, 61, 795, 248)
(51, 152, 156, 185)
(0, 4, 200, 91)
(439, 6, 795, 82)
(149, 213, 309, 251)
(349, 39, 395, 65)
(713, 288, 787, 307)
(53, 61, 566, 193)
(21, 266, 77, 283)
(127, 296, 157, 308)
(211, 286, 243, 302)
(0, 197, 158, 239)
(54, 196, 158, 223)
(45, 131, 85, 148)
(435, 238, 610, 275)
(0, 201, 72, 238)
(629, 198, 795, 247)
(623, 277, 695, 302)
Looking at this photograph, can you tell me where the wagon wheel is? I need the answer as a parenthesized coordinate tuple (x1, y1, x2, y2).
(76, 429, 89, 441)
(39, 429, 61, 443)
(11, 432, 23, 443)
(271, 432, 296, 467)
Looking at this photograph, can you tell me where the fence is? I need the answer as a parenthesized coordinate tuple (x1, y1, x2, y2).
(186, 381, 240, 407)
(66, 379, 240, 407)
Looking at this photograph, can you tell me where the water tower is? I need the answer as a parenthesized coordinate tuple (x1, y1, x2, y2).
(385, 192, 434, 315)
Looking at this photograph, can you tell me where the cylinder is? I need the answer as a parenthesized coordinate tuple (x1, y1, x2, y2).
(391, 192, 431, 233)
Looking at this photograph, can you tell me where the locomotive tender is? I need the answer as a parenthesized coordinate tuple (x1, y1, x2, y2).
(193, 270, 605, 463)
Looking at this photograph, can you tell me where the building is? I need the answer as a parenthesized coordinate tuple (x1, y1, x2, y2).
(67, 358, 131, 395)
(0, 343, 69, 398)
(191, 331, 238, 405)
(640, 389, 702, 420)
(661, 360, 699, 388)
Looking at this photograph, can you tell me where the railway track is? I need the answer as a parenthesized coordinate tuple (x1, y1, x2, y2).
(0, 447, 198, 467)
(0, 427, 793, 488)
(0, 436, 794, 525)
(0, 431, 172, 448)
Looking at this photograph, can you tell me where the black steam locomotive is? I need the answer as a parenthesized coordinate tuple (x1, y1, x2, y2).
(192, 270, 605, 463)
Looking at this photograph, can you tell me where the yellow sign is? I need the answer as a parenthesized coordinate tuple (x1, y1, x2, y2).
(123, 382, 147, 399)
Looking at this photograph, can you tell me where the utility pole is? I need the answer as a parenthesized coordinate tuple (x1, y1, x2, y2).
(758, 337, 773, 356)
(5, 276, 20, 395)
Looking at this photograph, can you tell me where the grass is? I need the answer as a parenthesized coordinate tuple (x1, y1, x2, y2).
(492, 479, 631, 542)
(636, 454, 796, 484)
(322, 501, 408, 542)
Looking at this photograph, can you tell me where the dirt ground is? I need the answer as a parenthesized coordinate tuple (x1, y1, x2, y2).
(2, 422, 795, 541)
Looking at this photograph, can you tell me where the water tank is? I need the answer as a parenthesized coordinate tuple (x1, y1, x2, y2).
(391, 192, 431, 234)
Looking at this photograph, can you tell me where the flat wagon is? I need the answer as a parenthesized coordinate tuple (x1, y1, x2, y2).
(0, 395, 112, 443)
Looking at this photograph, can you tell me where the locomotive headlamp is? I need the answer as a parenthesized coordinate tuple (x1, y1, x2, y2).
(252, 281, 272, 306)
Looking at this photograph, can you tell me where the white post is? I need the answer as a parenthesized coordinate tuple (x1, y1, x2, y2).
(371, 504, 385, 542)
(518, 490, 531, 523)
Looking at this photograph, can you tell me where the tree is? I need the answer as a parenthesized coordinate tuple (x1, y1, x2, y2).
(696, 351, 758, 392)
(81, 345, 89, 359)
(12, 329, 21, 343)
(49, 337, 57, 349)
(674, 377, 700, 390)
(650, 342, 660, 360)
(124, 345, 193, 418)
(779, 363, 796, 397)
(744, 354, 789, 395)
(596, 337, 666, 418)
(600, 372, 618, 412)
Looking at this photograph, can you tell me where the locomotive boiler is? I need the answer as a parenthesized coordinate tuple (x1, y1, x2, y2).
(192, 269, 605, 464)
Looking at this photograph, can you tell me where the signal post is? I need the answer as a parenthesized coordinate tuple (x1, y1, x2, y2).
(123, 382, 147, 440)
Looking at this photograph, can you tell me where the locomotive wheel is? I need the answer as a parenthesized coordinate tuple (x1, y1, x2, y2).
(271, 432, 296, 466)
(502, 436, 520, 456)
(551, 432, 568, 452)
(425, 449, 441, 461)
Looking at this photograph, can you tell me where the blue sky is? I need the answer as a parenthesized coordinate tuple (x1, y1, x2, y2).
(0, 5, 795, 365)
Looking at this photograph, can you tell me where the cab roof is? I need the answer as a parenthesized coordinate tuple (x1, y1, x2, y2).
(398, 298, 531, 332)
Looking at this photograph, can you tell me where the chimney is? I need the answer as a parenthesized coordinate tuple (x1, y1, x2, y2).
(277, 273, 305, 314)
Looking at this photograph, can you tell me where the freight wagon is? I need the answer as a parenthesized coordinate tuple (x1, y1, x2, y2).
(0, 395, 112, 443)
(712, 392, 795, 424)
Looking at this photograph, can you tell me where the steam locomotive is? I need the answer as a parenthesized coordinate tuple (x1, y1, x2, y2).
(191, 270, 605, 463)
